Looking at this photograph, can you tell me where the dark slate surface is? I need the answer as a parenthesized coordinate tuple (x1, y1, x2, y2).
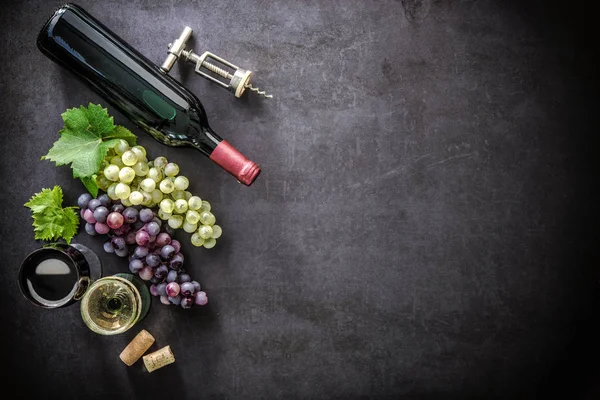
(0, 0, 598, 399)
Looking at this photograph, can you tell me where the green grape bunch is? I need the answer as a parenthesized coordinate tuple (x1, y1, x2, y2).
(96, 140, 222, 249)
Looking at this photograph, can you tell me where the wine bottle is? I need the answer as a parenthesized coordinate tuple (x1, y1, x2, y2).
(36, 3, 260, 186)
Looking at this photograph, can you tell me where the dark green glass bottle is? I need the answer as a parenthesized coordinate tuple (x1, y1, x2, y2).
(37, 3, 260, 186)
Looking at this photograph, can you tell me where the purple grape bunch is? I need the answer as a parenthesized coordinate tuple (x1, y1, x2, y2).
(77, 192, 209, 309)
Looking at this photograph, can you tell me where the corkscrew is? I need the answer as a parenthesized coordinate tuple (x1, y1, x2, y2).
(160, 27, 273, 99)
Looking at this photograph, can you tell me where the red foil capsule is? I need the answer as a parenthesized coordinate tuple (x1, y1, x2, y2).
(209, 140, 261, 186)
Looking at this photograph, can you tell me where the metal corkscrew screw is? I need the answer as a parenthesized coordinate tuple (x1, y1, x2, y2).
(160, 27, 273, 99)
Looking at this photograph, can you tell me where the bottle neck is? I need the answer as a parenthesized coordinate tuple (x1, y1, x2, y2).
(187, 124, 222, 156)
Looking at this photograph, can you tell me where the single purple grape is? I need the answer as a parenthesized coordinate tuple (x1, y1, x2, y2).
(156, 282, 168, 296)
(133, 246, 149, 259)
(129, 259, 144, 273)
(111, 203, 125, 213)
(160, 295, 170, 305)
(98, 193, 110, 207)
(168, 295, 182, 305)
(122, 207, 138, 223)
(111, 236, 126, 251)
(154, 264, 169, 279)
(179, 273, 191, 283)
(156, 232, 171, 247)
(84, 223, 97, 236)
(166, 282, 181, 297)
(106, 212, 124, 229)
(146, 222, 160, 236)
(191, 281, 201, 292)
(151, 217, 162, 226)
(170, 240, 181, 253)
(138, 266, 154, 281)
(160, 245, 175, 260)
(166, 270, 178, 283)
(180, 296, 194, 309)
(103, 241, 115, 253)
(115, 247, 129, 257)
(139, 208, 154, 223)
(83, 209, 97, 224)
(80, 208, 86, 218)
(92, 206, 109, 223)
(180, 282, 195, 297)
(87, 198, 101, 212)
(77, 193, 92, 208)
(169, 253, 184, 270)
(149, 284, 159, 296)
(95, 222, 110, 235)
(136, 230, 150, 246)
(146, 253, 161, 267)
(194, 291, 208, 306)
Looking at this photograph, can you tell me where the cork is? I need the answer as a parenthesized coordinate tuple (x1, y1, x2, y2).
(143, 345, 175, 372)
(119, 329, 155, 366)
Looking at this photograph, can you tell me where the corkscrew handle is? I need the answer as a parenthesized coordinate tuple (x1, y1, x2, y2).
(160, 27, 273, 99)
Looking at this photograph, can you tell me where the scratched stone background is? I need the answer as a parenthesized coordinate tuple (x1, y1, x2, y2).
(0, 0, 598, 399)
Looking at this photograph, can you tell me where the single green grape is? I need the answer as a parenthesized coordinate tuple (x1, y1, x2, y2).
(168, 215, 183, 229)
(198, 224, 213, 239)
(121, 150, 138, 166)
(164, 163, 179, 177)
(148, 167, 162, 182)
(160, 199, 174, 214)
(199, 211, 216, 226)
(140, 178, 156, 193)
(110, 156, 125, 168)
(132, 161, 149, 176)
(115, 139, 130, 155)
(211, 224, 222, 239)
(158, 209, 172, 220)
(203, 237, 217, 249)
(141, 191, 153, 206)
(115, 183, 131, 200)
(184, 191, 192, 200)
(183, 221, 197, 233)
(119, 167, 136, 183)
(188, 196, 202, 210)
(107, 183, 119, 200)
(104, 164, 120, 181)
(151, 189, 163, 204)
(200, 200, 211, 212)
(153, 156, 168, 169)
(159, 179, 175, 194)
(131, 145, 146, 159)
(171, 190, 186, 201)
(121, 197, 133, 207)
(174, 199, 188, 214)
(186, 210, 200, 225)
(174, 176, 189, 191)
(191, 232, 205, 247)
(96, 175, 111, 190)
(129, 191, 143, 205)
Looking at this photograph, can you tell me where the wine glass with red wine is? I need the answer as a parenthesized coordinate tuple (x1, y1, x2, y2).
(18, 242, 102, 309)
